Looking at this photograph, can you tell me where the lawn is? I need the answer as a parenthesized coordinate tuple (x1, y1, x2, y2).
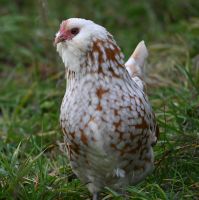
(0, 0, 199, 199)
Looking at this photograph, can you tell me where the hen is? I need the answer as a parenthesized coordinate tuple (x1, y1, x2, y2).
(54, 18, 159, 200)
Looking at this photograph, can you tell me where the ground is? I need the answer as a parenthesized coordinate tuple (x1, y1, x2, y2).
(0, 0, 199, 199)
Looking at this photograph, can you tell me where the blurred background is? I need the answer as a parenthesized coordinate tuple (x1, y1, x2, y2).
(0, 0, 199, 199)
(1, 0, 199, 81)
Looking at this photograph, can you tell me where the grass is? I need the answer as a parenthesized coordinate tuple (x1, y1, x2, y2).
(0, 0, 199, 199)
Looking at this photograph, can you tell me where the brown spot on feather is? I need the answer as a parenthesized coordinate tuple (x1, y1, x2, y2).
(113, 120, 121, 129)
(81, 133, 88, 145)
(135, 117, 148, 129)
(96, 103, 102, 111)
(96, 88, 108, 99)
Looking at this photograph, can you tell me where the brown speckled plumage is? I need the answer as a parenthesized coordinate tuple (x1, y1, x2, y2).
(55, 18, 158, 199)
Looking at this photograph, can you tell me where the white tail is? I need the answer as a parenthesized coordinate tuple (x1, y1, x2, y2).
(125, 41, 148, 90)
(125, 40, 148, 78)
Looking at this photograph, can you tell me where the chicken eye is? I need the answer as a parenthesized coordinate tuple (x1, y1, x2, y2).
(71, 28, 79, 35)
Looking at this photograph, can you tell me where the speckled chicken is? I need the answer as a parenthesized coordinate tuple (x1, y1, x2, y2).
(54, 18, 159, 200)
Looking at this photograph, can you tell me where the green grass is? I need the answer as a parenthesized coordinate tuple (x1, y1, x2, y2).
(0, 0, 199, 199)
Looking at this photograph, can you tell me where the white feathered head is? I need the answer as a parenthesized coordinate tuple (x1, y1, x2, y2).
(54, 18, 110, 72)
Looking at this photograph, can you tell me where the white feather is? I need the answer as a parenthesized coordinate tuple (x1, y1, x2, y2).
(56, 18, 108, 72)
(125, 40, 148, 77)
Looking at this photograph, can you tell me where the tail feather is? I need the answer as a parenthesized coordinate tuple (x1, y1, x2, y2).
(125, 41, 148, 90)
(125, 40, 148, 78)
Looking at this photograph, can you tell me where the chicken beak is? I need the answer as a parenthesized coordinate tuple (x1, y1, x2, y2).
(54, 32, 66, 46)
